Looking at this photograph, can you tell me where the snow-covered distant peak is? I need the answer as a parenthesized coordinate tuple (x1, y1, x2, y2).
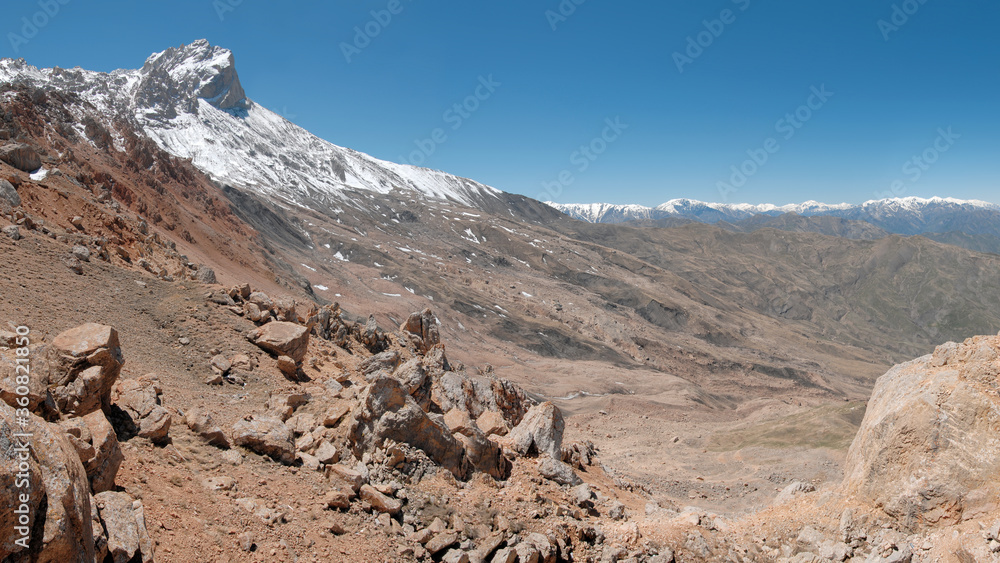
(1, 40, 502, 209)
(137, 39, 246, 112)
(860, 196, 998, 210)
(549, 197, 1000, 233)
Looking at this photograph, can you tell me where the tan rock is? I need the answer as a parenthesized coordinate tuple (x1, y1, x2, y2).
(507, 401, 564, 458)
(184, 407, 230, 448)
(315, 441, 338, 464)
(426, 531, 459, 556)
(324, 485, 355, 510)
(350, 375, 470, 480)
(537, 455, 581, 486)
(247, 321, 310, 362)
(476, 410, 510, 437)
(393, 358, 427, 395)
(400, 308, 441, 354)
(60, 410, 123, 493)
(444, 408, 478, 436)
(323, 403, 351, 427)
(0, 401, 95, 562)
(210, 354, 232, 374)
(113, 376, 170, 443)
(442, 549, 470, 563)
(276, 355, 298, 378)
(232, 415, 295, 464)
(94, 491, 139, 563)
(327, 463, 364, 492)
(231, 354, 253, 371)
(843, 335, 1000, 527)
(360, 484, 402, 515)
(491, 547, 517, 563)
(45, 323, 124, 417)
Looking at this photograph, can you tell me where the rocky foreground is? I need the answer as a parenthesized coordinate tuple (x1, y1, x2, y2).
(2, 269, 1000, 562)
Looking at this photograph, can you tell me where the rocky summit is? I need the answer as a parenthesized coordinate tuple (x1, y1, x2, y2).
(1, 38, 999, 562)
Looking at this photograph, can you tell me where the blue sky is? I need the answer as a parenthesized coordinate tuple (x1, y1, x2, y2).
(4, 0, 998, 206)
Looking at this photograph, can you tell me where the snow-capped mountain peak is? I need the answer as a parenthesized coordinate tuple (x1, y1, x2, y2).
(137, 39, 247, 114)
(1, 40, 502, 209)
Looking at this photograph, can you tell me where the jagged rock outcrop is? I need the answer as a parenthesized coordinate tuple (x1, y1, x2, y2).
(356, 315, 389, 353)
(506, 401, 565, 459)
(444, 408, 510, 480)
(843, 335, 1000, 528)
(350, 375, 470, 480)
(401, 308, 441, 354)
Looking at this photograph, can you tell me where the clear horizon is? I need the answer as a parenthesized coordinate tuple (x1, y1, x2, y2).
(3, 1, 997, 208)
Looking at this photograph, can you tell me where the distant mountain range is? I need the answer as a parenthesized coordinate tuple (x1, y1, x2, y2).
(548, 197, 1000, 254)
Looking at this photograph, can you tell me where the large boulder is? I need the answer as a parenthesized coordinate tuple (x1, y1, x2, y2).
(401, 308, 441, 354)
(60, 410, 123, 494)
(0, 179, 20, 207)
(232, 414, 295, 464)
(0, 143, 42, 172)
(0, 401, 96, 562)
(46, 323, 124, 417)
(247, 321, 310, 363)
(93, 491, 141, 563)
(506, 401, 564, 458)
(843, 335, 1000, 528)
(112, 376, 171, 443)
(1, 347, 58, 418)
(350, 375, 470, 479)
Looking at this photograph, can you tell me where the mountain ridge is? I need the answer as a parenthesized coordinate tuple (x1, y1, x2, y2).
(548, 196, 1000, 241)
(0, 39, 504, 210)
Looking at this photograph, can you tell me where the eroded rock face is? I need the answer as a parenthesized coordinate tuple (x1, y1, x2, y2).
(351, 375, 470, 479)
(46, 323, 125, 417)
(506, 401, 565, 459)
(843, 335, 1000, 528)
(247, 321, 310, 363)
(0, 401, 96, 562)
